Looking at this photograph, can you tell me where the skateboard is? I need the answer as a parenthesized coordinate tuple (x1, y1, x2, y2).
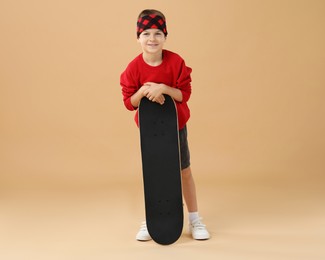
(138, 95, 183, 245)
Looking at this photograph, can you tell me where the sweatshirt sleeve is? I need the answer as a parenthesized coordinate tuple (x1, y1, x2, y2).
(176, 60, 192, 103)
(120, 66, 139, 111)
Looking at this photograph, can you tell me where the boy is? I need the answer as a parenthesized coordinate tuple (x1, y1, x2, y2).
(120, 9, 210, 241)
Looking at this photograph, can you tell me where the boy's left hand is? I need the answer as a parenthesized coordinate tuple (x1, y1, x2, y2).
(143, 82, 166, 105)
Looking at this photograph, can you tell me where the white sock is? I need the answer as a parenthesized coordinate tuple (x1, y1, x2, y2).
(189, 212, 199, 223)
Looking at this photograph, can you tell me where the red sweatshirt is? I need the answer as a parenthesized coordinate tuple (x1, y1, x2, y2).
(120, 49, 192, 130)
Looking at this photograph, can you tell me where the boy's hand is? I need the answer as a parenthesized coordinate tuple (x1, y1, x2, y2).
(143, 82, 166, 105)
(140, 84, 150, 96)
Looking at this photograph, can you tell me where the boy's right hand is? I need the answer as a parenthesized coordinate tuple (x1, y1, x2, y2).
(140, 84, 150, 95)
(141, 84, 165, 105)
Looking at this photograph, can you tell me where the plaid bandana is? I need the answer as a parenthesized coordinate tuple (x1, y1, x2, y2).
(137, 14, 168, 37)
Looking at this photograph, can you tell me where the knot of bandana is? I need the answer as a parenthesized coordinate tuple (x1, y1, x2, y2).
(137, 14, 168, 37)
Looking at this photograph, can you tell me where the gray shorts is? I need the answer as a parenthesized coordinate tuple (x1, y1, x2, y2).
(179, 125, 190, 170)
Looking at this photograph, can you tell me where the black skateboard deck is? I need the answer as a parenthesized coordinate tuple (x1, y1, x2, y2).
(139, 95, 183, 245)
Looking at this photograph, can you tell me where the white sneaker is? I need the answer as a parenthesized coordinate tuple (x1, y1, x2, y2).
(189, 218, 210, 240)
(136, 221, 152, 241)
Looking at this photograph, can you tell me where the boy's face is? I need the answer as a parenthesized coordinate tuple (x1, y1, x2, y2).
(137, 29, 166, 55)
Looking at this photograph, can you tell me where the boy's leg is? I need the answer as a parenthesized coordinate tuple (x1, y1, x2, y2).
(179, 126, 198, 212)
(179, 126, 198, 213)
(179, 126, 210, 240)
(181, 166, 198, 212)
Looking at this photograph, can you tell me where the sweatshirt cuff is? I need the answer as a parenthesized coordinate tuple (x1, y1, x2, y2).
(180, 89, 191, 103)
(124, 98, 136, 111)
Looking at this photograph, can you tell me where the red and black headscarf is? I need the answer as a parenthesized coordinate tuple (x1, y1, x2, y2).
(137, 14, 168, 38)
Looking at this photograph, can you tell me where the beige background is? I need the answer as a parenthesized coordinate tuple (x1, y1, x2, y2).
(1, 0, 324, 259)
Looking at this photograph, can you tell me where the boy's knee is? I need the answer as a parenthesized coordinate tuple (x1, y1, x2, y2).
(181, 166, 191, 178)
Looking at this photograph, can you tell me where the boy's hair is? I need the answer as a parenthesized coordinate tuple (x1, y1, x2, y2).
(137, 9, 166, 20)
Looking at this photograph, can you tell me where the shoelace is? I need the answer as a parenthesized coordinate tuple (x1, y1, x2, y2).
(139, 222, 148, 231)
(191, 218, 206, 229)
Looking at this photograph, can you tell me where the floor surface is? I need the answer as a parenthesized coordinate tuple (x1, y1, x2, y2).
(1, 176, 324, 260)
